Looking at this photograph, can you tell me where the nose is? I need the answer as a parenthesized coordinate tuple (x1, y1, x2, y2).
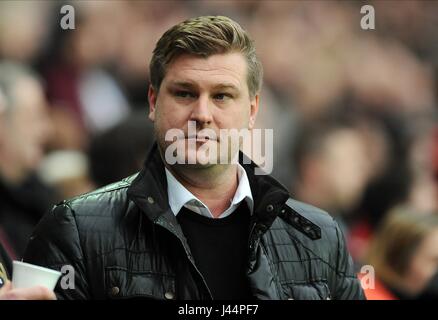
(189, 95, 213, 126)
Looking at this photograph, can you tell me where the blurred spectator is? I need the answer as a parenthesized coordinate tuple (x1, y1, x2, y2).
(290, 117, 373, 233)
(363, 208, 438, 300)
(41, 1, 132, 151)
(349, 113, 438, 265)
(355, 113, 412, 228)
(88, 111, 154, 187)
(0, 62, 57, 259)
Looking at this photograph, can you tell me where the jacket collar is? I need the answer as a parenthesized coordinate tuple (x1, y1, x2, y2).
(127, 142, 290, 231)
(165, 163, 254, 219)
(127, 142, 170, 221)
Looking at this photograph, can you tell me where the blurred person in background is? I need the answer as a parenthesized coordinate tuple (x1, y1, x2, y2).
(362, 208, 438, 300)
(0, 62, 56, 260)
(290, 117, 373, 234)
(349, 112, 438, 266)
(39, 1, 132, 151)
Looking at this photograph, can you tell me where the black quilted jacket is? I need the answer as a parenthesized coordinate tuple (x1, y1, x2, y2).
(24, 143, 365, 300)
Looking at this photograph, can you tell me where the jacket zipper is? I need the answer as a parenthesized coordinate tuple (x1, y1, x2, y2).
(155, 218, 214, 300)
(247, 220, 261, 268)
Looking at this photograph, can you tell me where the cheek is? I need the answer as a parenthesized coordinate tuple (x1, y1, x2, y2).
(215, 107, 250, 129)
(158, 97, 191, 124)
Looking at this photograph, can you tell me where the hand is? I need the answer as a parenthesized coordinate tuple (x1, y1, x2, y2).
(0, 280, 56, 300)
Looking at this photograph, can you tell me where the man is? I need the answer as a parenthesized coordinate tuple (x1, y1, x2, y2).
(0, 62, 55, 259)
(24, 16, 365, 300)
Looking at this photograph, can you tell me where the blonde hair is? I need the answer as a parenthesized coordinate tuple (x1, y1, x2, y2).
(367, 208, 438, 287)
(149, 15, 262, 98)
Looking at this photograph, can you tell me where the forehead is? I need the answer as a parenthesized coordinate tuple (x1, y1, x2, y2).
(163, 52, 248, 91)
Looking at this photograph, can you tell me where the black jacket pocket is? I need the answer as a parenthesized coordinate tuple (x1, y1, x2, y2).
(105, 267, 176, 300)
(282, 280, 331, 300)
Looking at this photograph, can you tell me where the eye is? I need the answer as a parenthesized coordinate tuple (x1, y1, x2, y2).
(213, 93, 232, 101)
(174, 91, 195, 99)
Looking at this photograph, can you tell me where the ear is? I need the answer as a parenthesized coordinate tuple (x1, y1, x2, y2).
(248, 94, 259, 130)
(148, 85, 158, 122)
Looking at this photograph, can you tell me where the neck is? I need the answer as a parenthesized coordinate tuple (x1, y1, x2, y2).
(167, 163, 239, 218)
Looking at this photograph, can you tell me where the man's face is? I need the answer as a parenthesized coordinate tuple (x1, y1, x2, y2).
(148, 52, 259, 168)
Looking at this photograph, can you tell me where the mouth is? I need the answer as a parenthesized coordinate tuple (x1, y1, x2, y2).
(186, 135, 218, 143)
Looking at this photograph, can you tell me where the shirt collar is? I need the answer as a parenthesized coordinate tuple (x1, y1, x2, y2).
(165, 164, 253, 219)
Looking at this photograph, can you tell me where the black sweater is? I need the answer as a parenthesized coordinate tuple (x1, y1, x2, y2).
(177, 203, 252, 299)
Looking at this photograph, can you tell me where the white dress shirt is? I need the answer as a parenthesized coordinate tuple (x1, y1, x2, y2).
(165, 165, 254, 219)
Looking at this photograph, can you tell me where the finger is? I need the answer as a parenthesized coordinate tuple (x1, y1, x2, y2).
(2, 286, 56, 300)
(0, 280, 12, 296)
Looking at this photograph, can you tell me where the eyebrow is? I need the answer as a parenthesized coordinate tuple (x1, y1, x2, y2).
(212, 84, 239, 92)
(167, 81, 239, 92)
(168, 81, 197, 90)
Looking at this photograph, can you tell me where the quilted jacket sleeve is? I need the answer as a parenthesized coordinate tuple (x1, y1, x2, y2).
(23, 203, 90, 300)
(332, 221, 366, 300)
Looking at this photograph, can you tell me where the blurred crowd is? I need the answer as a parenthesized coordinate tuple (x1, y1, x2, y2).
(1, 0, 438, 299)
